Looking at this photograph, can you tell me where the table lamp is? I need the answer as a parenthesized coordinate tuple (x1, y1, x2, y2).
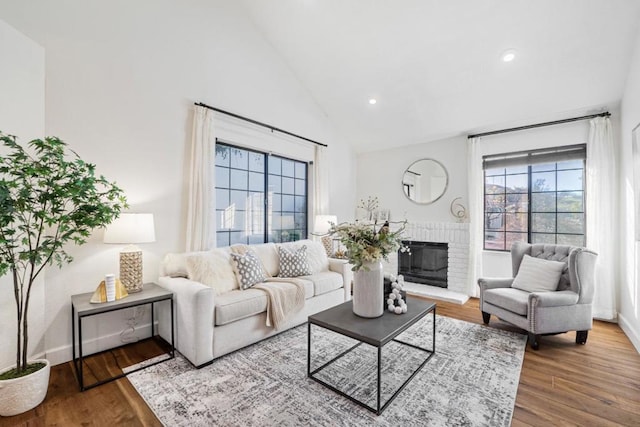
(103, 213, 156, 293)
(314, 215, 337, 257)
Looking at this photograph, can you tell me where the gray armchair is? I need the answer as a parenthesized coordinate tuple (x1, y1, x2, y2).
(479, 241, 598, 350)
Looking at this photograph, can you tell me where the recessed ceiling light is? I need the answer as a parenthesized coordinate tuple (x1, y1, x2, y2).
(369, 98, 377, 105)
(502, 49, 516, 62)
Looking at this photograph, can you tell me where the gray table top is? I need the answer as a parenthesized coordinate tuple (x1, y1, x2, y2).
(308, 296, 436, 347)
(71, 283, 172, 317)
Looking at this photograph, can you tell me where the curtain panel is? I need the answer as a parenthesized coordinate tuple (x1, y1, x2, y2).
(186, 105, 215, 251)
(586, 117, 618, 320)
(467, 137, 483, 297)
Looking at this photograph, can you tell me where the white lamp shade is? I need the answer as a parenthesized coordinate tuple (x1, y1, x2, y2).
(104, 213, 156, 244)
(314, 215, 337, 234)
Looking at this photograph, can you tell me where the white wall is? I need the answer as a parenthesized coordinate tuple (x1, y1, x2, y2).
(0, 19, 45, 370)
(619, 24, 640, 353)
(0, 1, 356, 365)
(357, 135, 468, 223)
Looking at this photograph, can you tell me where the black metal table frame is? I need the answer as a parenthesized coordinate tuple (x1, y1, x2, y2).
(71, 294, 175, 391)
(307, 305, 436, 415)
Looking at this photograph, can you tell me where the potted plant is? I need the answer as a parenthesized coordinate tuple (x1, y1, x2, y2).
(328, 197, 408, 318)
(0, 133, 127, 416)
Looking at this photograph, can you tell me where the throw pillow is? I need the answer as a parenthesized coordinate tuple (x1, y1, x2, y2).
(230, 250, 267, 290)
(511, 254, 565, 293)
(278, 245, 312, 278)
(185, 251, 238, 295)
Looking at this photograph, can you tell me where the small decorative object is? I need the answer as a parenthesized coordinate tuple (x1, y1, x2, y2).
(105, 273, 116, 302)
(385, 274, 407, 314)
(357, 196, 379, 221)
(104, 213, 156, 293)
(450, 197, 468, 222)
(90, 277, 129, 304)
(333, 248, 348, 259)
(329, 197, 409, 318)
(0, 132, 126, 415)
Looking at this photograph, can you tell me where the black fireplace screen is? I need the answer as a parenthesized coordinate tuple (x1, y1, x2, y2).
(398, 241, 448, 288)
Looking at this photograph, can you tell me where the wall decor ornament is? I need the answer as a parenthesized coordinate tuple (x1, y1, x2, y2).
(449, 197, 468, 223)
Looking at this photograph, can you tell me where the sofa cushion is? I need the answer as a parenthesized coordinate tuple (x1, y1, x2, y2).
(278, 245, 312, 277)
(483, 288, 530, 316)
(512, 254, 565, 293)
(231, 250, 268, 290)
(215, 289, 267, 325)
(300, 271, 343, 296)
(295, 278, 315, 299)
(185, 250, 238, 296)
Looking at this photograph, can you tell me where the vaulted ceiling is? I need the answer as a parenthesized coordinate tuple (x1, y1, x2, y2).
(240, 0, 640, 152)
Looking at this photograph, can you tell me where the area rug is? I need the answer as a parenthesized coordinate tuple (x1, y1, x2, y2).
(127, 315, 526, 426)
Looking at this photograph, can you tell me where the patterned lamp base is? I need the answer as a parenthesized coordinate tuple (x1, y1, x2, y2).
(120, 250, 143, 293)
(321, 236, 333, 257)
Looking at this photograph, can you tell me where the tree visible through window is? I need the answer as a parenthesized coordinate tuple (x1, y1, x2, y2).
(215, 142, 307, 247)
(483, 145, 586, 251)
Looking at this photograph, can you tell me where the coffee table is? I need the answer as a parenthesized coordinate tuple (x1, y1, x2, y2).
(307, 296, 436, 415)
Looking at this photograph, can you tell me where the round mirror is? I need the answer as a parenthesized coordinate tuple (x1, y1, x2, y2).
(402, 159, 449, 204)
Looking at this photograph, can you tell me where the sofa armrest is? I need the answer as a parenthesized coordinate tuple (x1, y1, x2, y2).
(529, 290, 579, 308)
(478, 277, 514, 290)
(157, 276, 215, 367)
(328, 258, 353, 301)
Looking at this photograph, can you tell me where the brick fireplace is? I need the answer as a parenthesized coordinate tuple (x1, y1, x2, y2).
(385, 222, 470, 295)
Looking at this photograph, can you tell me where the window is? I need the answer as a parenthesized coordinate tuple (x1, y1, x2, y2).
(483, 144, 586, 251)
(215, 142, 308, 247)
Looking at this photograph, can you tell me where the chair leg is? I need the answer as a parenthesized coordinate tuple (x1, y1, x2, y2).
(576, 330, 589, 345)
(528, 333, 540, 350)
(482, 311, 490, 325)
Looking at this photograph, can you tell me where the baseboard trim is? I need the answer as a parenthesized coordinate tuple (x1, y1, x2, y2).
(618, 312, 640, 354)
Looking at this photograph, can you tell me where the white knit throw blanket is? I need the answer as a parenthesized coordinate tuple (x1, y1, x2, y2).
(254, 277, 306, 330)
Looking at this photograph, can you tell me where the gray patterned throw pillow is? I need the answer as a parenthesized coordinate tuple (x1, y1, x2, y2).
(278, 245, 312, 278)
(230, 250, 267, 290)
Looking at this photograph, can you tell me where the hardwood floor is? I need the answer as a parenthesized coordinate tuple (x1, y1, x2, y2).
(2, 298, 639, 426)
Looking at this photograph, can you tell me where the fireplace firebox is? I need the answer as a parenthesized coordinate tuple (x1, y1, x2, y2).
(398, 241, 448, 288)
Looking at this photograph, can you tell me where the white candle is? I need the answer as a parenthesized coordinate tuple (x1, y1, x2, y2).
(105, 274, 116, 302)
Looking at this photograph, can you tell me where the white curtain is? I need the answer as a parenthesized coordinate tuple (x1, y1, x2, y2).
(586, 117, 617, 320)
(186, 105, 215, 251)
(467, 137, 483, 297)
(312, 144, 330, 228)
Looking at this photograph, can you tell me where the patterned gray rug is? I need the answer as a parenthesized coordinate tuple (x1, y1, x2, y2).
(127, 315, 526, 426)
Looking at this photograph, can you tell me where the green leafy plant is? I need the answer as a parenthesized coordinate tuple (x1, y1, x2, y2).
(329, 197, 408, 271)
(0, 133, 127, 377)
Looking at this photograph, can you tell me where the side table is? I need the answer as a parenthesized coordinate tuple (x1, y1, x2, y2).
(71, 282, 175, 391)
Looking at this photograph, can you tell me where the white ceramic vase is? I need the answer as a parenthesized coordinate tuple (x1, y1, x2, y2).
(0, 359, 50, 416)
(352, 260, 384, 318)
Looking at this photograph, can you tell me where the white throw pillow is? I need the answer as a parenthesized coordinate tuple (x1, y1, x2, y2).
(511, 254, 565, 293)
(186, 251, 238, 295)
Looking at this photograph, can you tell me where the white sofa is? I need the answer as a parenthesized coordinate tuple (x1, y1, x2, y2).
(156, 239, 352, 367)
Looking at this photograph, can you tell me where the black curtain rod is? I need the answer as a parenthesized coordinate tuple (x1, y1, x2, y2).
(468, 111, 611, 139)
(195, 102, 327, 148)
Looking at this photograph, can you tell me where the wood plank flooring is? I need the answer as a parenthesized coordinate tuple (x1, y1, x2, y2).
(2, 298, 639, 426)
